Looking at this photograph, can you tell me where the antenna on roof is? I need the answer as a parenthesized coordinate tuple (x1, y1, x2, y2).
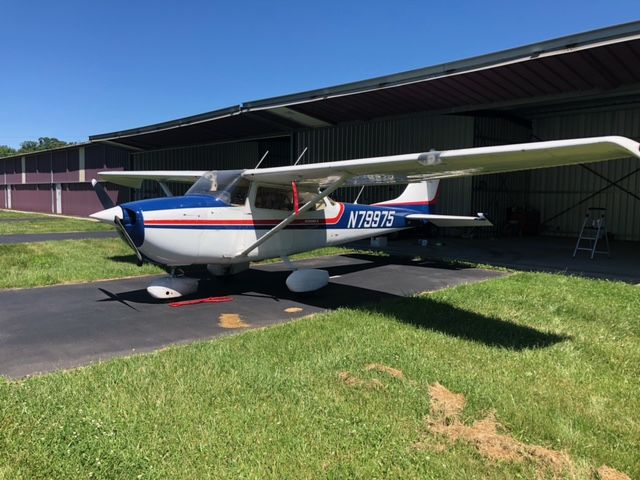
(293, 147, 308, 166)
(253, 150, 269, 169)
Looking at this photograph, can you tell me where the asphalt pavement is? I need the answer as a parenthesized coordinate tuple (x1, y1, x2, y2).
(0, 254, 504, 378)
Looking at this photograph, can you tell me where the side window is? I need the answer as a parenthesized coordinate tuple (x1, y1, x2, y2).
(299, 191, 325, 211)
(230, 185, 249, 206)
(255, 186, 293, 211)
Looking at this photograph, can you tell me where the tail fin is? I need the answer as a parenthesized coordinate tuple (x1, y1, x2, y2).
(373, 180, 439, 213)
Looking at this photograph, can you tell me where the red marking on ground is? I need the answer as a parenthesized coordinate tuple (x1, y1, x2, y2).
(169, 296, 233, 307)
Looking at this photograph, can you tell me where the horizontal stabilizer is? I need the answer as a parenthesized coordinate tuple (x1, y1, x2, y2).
(406, 213, 492, 228)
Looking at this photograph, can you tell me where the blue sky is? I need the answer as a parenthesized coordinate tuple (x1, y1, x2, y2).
(0, 1, 638, 148)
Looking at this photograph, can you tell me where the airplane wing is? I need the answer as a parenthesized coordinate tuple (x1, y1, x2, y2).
(97, 171, 207, 188)
(242, 136, 640, 188)
(96, 137, 639, 190)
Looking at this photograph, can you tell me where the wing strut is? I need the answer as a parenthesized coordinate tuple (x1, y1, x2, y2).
(237, 176, 347, 257)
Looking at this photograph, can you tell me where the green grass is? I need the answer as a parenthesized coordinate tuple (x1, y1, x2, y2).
(255, 246, 389, 264)
(0, 239, 162, 288)
(0, 272, 638, 479)
(0, 241, 384, 289)
(0, 210, 40, 219)
(0, 210, 111, 234)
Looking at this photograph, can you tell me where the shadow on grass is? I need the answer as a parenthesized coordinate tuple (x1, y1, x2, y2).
(367, 296, 568, 350)
(108, 254, 140, 264)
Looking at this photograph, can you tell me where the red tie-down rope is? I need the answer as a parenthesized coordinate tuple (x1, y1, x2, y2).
(169, 296, 233, 307)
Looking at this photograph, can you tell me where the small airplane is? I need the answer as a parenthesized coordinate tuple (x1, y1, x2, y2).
(90, 136, 640, 299)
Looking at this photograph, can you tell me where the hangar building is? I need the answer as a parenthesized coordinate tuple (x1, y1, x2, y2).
(2, 21, 640, 240)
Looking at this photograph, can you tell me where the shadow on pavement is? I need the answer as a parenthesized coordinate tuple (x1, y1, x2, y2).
(98, 254, 566, 350)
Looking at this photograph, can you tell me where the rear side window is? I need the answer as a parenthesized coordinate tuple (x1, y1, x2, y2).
(255, 186, 293, 211)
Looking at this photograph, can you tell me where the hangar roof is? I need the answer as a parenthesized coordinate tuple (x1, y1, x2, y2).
(91, 20, 640, 150)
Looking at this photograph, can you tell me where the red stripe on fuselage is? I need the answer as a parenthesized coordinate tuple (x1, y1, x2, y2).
(144, 203, 345, 227)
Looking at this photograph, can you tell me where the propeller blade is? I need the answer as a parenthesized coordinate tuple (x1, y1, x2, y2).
(114, 215, 144, 266)
(91, 179, 115, 209)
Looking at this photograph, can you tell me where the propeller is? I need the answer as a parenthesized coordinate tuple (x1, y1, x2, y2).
(91, 178, 144, 267)
(91, 179, 115, 209)
(114, 215, 144, 266)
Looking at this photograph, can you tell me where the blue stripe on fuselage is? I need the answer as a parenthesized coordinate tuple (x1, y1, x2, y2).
(123, 194, 229, 212)
(142, 203, 430, 230)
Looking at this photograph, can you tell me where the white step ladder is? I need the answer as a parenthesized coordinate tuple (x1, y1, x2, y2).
(573, 207, 610, 259)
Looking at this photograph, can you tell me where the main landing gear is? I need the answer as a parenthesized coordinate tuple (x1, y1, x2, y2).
(146, 268, 199, 299)
(281, 256, 330, 293)
(145, 259, 331, 300)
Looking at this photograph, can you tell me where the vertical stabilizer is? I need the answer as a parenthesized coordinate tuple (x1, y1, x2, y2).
(373, 180, 439, 213)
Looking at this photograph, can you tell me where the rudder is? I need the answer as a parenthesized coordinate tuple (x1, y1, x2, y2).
(373, 180, 439, 213)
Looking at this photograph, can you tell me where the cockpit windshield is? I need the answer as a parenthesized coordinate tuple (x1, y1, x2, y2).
(185, 170, 249, 206)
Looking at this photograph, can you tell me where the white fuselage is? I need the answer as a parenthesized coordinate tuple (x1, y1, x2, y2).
(140, 201, 407, 266)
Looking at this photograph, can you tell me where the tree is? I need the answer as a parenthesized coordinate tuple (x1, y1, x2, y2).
(0, 137, 74, 158)
(0, 145, 17, 158)
(18, 140, 39, 153)
(36, 137, 70, 150)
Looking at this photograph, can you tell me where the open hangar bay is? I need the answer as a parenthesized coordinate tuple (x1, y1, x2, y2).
(1, 21, 640, 274)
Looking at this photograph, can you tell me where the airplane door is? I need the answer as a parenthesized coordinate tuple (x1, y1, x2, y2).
(246, 184, 294, 257)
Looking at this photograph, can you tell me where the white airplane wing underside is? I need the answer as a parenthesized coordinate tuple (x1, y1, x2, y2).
(97, 171, 207, 188)
(242, 136, 640, 188)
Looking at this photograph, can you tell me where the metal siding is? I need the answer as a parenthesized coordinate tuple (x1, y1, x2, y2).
(35, 153, 52, 183)
(67, 148, 79, 178)
(51, 148, 83, 183)
(61, 183, 126, 217)
(1, 144, 130, 215)
(82, 144, 129, 180)
(133, 142, 261, 170)
(294, 114, 475, 207)
(24, 156, 37, 183)
(84, 145, 106, 180)
(0, 160, 7, 185)
(256, 138, 290, 168)
(7, 158, 22, 184)
(51, 150, 69, 182)
(104, 145, 130, 170)
(11, 184, 52, 212)
(531, 107, 640, 240)
(0, 185, 5, 208)
(132, 141, 263, 199)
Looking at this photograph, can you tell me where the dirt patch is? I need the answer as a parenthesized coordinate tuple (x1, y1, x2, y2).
(427, 382, 465, 419)
(284, 307, 303, 313)
(596, 465, 631, 480)
(218, 313, 250, 329)
(365, 363, 405, 379)
(422, 383, 573, 478)
(338, 371, 384, 390)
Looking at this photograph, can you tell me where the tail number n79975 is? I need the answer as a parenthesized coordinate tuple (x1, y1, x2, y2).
(347, 210, 395, 229)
